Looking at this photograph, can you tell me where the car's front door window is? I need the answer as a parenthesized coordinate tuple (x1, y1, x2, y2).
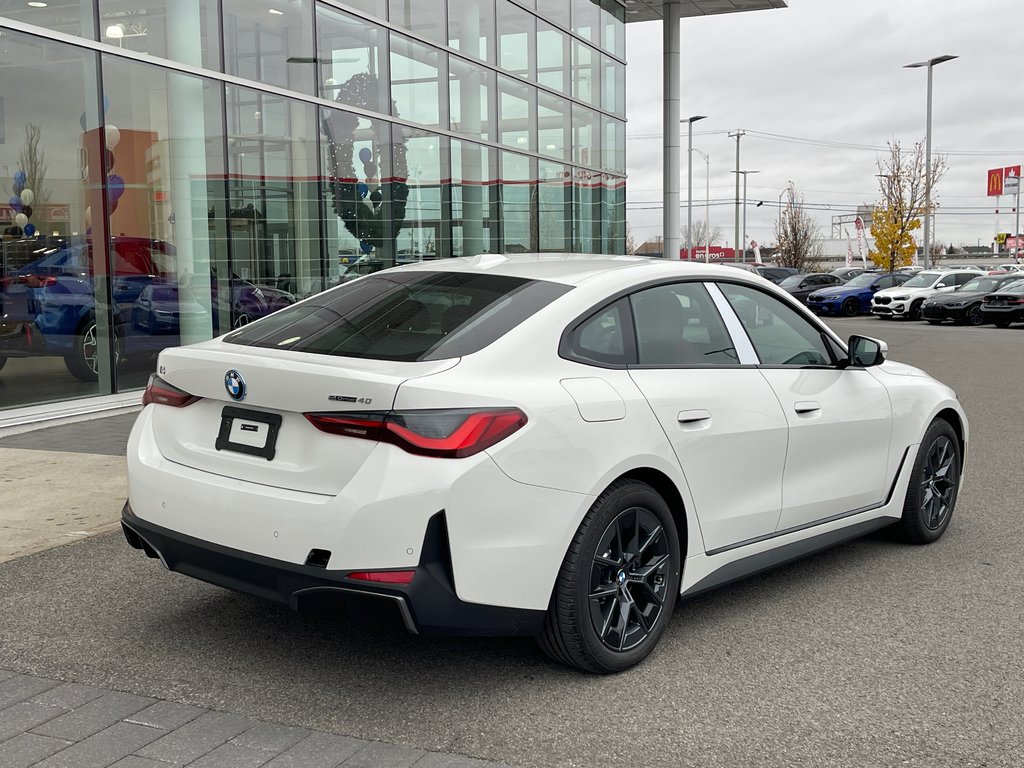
(718, 282, 833, 366)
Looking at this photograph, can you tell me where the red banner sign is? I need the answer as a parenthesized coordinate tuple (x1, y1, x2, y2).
(988, 168, 1004, 196)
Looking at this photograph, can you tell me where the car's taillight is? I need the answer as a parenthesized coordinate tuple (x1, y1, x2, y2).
(141, 374, 199, 408)
(347, 569, 416, 585)
(23, 275, 57, 288)
(305, 407, 527, 458)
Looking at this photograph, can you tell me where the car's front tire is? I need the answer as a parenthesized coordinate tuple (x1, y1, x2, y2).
(65, 319, 121, 382)
(538, 479, 681, 674)
(965, 304, 984, 326)
(897, 419, 961, 545)
(841, 298, 859, 317)
(909, 300, 924, 321)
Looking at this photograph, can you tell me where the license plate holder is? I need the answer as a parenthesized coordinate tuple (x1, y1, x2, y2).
(215, 406, 282, 461)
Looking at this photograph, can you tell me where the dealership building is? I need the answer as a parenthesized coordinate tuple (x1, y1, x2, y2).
(0, 0, 782, 426)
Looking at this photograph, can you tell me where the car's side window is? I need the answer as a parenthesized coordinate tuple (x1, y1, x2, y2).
(876, 276, 896, 289)
(718, 283, 833, 367)
(630, 283, 737, 366)
(569, 299, 628, 366)
(954, 273, 975, 287)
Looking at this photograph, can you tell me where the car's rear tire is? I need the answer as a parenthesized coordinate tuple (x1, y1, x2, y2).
(537, 479, 681, 674)
(896, 419, 961, 545)
(965, 304, 984, 326)
(841, 298, 859, 317)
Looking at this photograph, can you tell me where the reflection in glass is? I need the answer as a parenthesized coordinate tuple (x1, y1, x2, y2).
(448, 0, 494, 63)
(602, 55, 625, 117)
(539, 161, 570, 252)
(451, 140, 498, 258)
(538, 92, 569, 162)
(0, 0, 95, 38)
(449, 56, 495, 142)
(572, 103, 600, 167)
(0, 33, 107, 404)
(497, 0, 535, 79)
(226, 85, 323, 304)
(500, 151, 536, 253)
(604, 178, 626, 254)
(316, 4, 390, 112)
(600, 0, 625, 59)
(537, 20, 569, 94)
(574, 170, 601, 253)
(398, 134, 449, 262)
(98, 0, 221, 71)
(572, 40, 599, 108)
(602, 116, 625, 174)
(572, 0, 599, 42)
(391, 33, 445, 129)
(537, 0, 570, 29)
(499, 75, 536, 152)
(389, 0, 445, 45)
(223, 0, 316, 94)
(341, 0, 387, 20)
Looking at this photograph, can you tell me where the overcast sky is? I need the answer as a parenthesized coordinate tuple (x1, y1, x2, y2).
(624, 0, 1024, 251)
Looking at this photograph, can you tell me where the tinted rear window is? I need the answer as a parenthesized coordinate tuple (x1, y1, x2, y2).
(223, 271, 571, 361)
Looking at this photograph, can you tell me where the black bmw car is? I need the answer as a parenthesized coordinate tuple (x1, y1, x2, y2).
(922, 274, 1024, 326)
(981, 281, 1024, 327)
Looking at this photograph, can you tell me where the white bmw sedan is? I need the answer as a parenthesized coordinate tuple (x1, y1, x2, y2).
(123, 254, 967, 673)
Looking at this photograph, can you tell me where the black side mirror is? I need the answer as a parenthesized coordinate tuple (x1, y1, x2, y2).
(848, 335, 887, 367)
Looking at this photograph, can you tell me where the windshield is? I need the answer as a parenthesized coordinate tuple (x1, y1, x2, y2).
(779, 275, 805, 288)
(901, 273, 940, 289)
(1000, 281, 1024, 295)
(845, 274, 876, 288)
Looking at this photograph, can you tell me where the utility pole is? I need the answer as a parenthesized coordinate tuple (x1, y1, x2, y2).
(729, 130, 745, 262)
(732, 170, 759, 263)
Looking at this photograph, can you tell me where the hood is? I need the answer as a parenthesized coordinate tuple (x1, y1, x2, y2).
(879, 360, 930, 378)
(810, 285, 858, 299)
(875, 284, 932, 297)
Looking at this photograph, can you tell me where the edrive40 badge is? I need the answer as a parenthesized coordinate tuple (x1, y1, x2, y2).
(224, 370, 247, 401)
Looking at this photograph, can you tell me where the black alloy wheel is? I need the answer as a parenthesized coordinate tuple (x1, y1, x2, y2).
(965, 304, 985, 326)
(898, 419, 961, 544)
(538, 480, 681, 673)
(841, 298, 860, 317)
(65, 320, 122, 382)
(588, 506, 671, 653)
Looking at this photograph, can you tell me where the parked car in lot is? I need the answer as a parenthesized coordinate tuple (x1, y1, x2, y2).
(755, 266, 799, 284)
(829, 267, 865, 283)
(122, 254, 967, 673)
(871, 268, 983, 320)
(777, 272, 842, 303)
(807, 272, 910, 317)
(922, 274, 1024, 326)
(981, 281, 1024, 327)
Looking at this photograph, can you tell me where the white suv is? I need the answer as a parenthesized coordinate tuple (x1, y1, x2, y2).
(871, 268, 983, 320)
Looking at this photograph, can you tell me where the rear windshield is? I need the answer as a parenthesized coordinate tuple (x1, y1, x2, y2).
(223, 270, 571, 361)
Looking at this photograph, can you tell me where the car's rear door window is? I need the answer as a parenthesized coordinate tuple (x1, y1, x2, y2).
(630, 283, 737, 366)
(224, 271, 571, 361)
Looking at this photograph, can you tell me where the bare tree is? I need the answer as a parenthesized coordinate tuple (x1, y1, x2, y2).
(869, 139, 947, 272)
(680, 220, 723, 257)
(18, 123, 49, 207)
(774, 184, 823, 271)
(625, 222, 637, 255)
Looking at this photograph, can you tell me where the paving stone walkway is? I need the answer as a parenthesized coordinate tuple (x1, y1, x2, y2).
(0, 670, 509, 768)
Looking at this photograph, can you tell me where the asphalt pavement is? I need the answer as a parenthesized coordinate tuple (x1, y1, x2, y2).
(1, 317, 1023, 767)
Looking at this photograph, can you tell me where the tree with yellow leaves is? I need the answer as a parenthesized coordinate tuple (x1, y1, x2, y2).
(869, 140, 946, 272)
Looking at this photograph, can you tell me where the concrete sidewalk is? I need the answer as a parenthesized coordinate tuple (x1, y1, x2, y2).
(0, 414, 514, 768)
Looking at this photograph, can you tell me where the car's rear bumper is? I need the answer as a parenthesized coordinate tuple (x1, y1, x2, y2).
(981, 307, 1024, 323)
(121, 501, 545, 637)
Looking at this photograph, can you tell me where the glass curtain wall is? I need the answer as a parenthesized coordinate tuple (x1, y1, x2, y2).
(0, 0, 626, 411)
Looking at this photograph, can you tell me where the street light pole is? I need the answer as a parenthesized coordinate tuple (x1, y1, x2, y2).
(732, 170, 759, 262)
(905, 54, 958, 270)
(729, 130, 745, 261)
(682, 115, 707, 259)
(694, 149, 710, 261)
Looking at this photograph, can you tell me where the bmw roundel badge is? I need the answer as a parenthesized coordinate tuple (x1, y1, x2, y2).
(224, 370, 247, 401)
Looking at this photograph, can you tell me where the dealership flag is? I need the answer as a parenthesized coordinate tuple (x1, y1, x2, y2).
(854, 216, 868, 268)
(845, 229, 854, 267)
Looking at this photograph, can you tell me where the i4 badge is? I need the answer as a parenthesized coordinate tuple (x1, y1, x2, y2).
(224, 370, 247, 401)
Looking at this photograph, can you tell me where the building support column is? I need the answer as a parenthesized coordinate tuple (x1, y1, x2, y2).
(662, 2, 680, 260)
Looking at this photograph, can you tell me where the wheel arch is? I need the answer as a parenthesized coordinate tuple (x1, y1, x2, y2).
(934, 407, 966, 466)
(605, 467, 691, 559)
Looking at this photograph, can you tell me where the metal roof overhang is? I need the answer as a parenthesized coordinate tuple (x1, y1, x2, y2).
(622, 0, 788, 23)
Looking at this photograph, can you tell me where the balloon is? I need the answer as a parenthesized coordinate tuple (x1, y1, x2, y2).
(22, 205, 33, 219)
(356, 182, 369, 199)
(24, 223, 36, 237)
(359, 240, 373, 254)
(12, 182, 23, 197)
(107, 174, 125, 204)
(15, 213, 28, 228)
(363, 162, 378, 178)
(105, 124, 121, 150)
(358, 147, 372, 163)
(19, 188, 34, 205)
(13, 170, 26, 186)
(8, 196, 21, 211)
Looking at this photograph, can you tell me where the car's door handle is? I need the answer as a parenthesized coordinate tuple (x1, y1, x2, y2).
(794, 401, 821, 415)
(677, 409, 712, 429)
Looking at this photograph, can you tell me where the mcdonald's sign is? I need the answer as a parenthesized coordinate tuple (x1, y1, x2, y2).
(988, 168, 1004, 197)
